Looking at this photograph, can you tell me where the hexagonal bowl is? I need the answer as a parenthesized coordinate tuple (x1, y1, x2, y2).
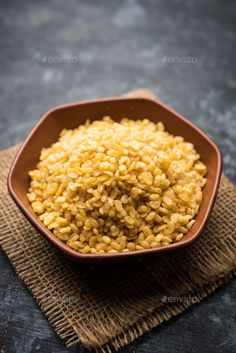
(7, 97, 222, 262)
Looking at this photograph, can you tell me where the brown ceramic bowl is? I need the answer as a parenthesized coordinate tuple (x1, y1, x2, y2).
(7, 97, 222, 262)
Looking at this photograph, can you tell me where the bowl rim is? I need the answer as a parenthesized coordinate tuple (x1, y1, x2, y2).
(7, 96, 223, 261)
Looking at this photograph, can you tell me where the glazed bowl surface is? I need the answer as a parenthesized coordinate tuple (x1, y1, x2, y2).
(7, 97, 222, 262)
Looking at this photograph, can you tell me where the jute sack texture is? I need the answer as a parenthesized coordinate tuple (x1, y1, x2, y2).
(0, 89, 235, 352)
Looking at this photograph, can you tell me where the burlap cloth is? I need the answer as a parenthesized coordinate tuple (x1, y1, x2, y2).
(0, 89, 236, 352)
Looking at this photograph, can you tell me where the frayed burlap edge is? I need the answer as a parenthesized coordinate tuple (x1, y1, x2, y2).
(99, 270, 236, 353)
(0, 211, 235, 353)
(0, 89, 236, 352)
(0, 185, 235, 352)
(0, 188, 236, 353)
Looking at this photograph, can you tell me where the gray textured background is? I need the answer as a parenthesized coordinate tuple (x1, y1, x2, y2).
(0, 0, 235, 352)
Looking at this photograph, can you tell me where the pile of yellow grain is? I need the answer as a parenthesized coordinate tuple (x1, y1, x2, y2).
(27, 117, 207, 254)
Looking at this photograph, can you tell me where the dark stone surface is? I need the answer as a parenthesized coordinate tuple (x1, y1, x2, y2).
(0, 0, 235, 352)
